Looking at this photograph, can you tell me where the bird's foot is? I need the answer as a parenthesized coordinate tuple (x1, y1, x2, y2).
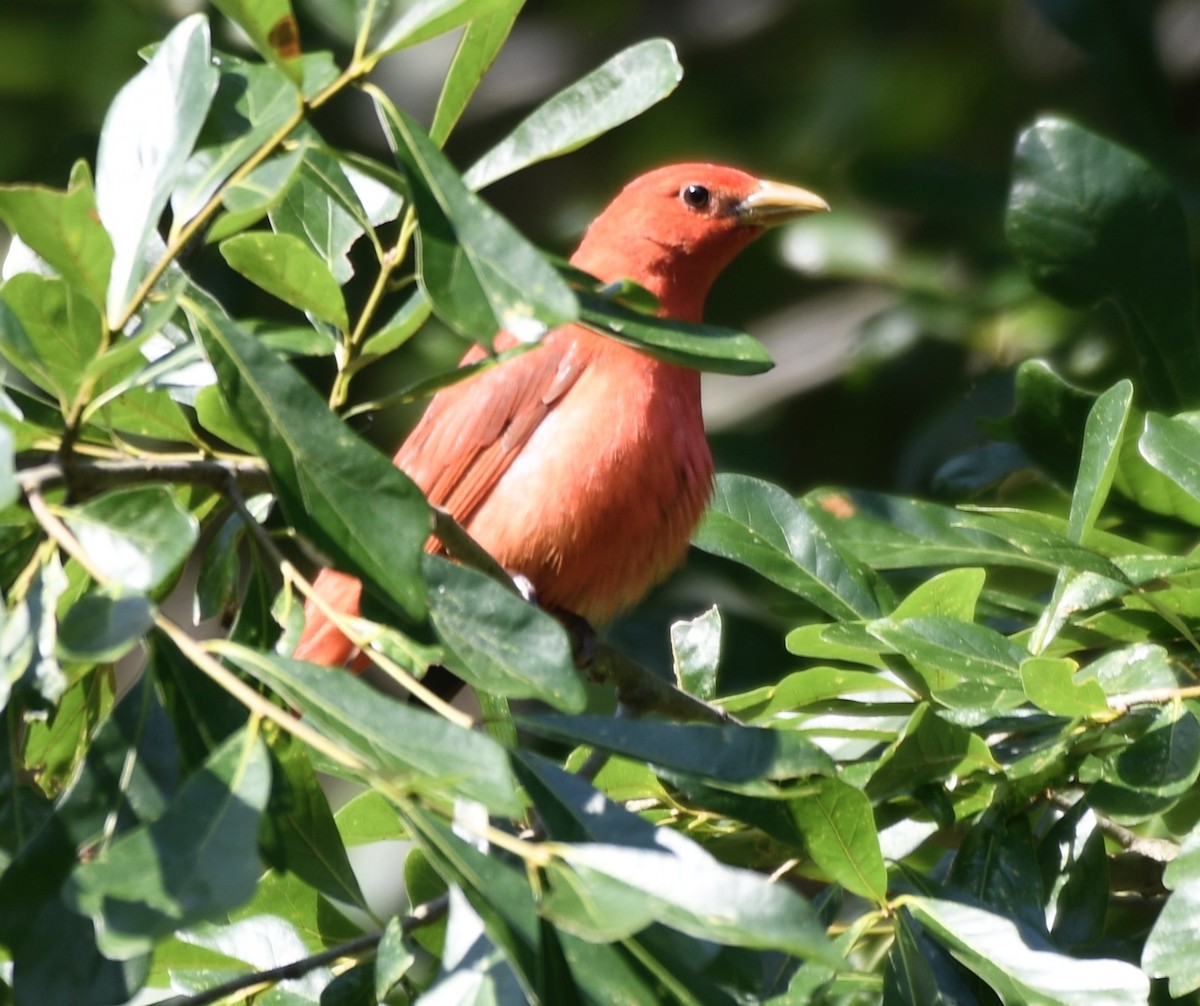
(551, 608, 599, 672)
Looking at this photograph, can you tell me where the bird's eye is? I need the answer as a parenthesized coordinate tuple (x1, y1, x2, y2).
(680, 184, 711, 210)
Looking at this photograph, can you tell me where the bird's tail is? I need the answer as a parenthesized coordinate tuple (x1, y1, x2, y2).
(293, 567, 367, 670)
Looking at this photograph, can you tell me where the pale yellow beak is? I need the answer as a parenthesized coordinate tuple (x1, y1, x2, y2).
(735, 179, 829, 226)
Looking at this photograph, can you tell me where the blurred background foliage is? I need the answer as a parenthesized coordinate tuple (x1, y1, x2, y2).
(4, 0, 1199, 689)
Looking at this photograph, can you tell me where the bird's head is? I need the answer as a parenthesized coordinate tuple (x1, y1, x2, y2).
(571, 163, 828, 321)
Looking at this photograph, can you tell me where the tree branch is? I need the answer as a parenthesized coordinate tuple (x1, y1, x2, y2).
(170, 894, 449, 1006)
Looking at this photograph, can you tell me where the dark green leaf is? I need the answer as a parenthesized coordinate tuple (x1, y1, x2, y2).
(520, 714, 834, 783)
(185, 286, 429, 619)
(65, 728, 270, 960)
(95, 14, 219, 327)
(261, 734, 366, 911)
(424, 554, 585, 711)
(56, 590, 155, 663)
(465, 39, 683, 190)
(1006, 117, 1200, 411)
(694, 475, 883, 619)
(947, 811, 1045, 934)
(867, 705, 998, 800)
(429, 3, 523, 145)
(372, 90, 578, 342)
(220, 231, 349, 328)
(1088, 703, 1200, 822)
(0, 162, 113, 311)
(789, 777, 887, 904)
(884, 909, 983, 1006)
(580, 292, 773, 375)
(559, 842, 838, 962)
(63, 485, 198, 593)
(1037, 802, 1108, 950)
(227, 647, 522, 817)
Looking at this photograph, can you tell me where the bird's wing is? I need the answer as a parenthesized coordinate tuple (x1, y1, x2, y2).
(396, 327, 591, 524)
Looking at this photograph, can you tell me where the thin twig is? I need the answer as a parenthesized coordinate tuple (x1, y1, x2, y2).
(1048, 793, 1178, 863)
(172, 894, 449, 1006)
(1109, 684, 1200, 713)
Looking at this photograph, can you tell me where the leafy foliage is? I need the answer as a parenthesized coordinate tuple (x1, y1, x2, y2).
(1, 2, 1200, 1005)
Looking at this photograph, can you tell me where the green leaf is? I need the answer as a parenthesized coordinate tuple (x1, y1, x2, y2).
(210, 0, 303, 80)
(220, 231, 349, 329)
(65, 728, 270, 960)
(371, 89, 578, 342)
(56, 590, 155, 664)
(1138, 412, 1200, 509)
(558, 842, 838, 962)
(171, 55, 303, 229)
(0, 162, 114, 312)
(1088, 703, 1200, 822)
(580, 291, 773, 375)
(261, 734, 366, 911)
(1038, 802, 1108, 951)
(1019, 656, 1109, 717)
(947, 811, 1045, 934)
(206, 143, 306, 242)
(370, 0, 513, 60)
(866, 704, 999, 800)
(520, 714, 834, 784)
(869, 615, 1026, 710)
(63, 486, 199, 594)
(0, 274, 104, 404)
(464, 39, 683, 190)
(429, 3, 523, 145)
(0, 423, 15, 512)
(95, 14, 219, 327)
(694, 474, 883, 620)
(1068, 380, 1132, 541)
(226, 647, 523, 817)
(424, 554, 585, 712)
(891, 567, 986, 621)
(788, 777, 887, 904)
(184, 286, 429, 620)
(1144, 824, 1200, 996)
(670, 605, 720, 701)
(1006, 117, 1200, 411)
(884, 909, 981, 1006)
(905, 895, 1149, 1006)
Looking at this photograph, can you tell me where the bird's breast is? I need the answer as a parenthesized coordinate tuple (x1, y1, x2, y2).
(461, 341, 713, 623)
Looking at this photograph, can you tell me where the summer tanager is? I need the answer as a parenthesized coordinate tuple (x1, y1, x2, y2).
(295, 163, 828, 668)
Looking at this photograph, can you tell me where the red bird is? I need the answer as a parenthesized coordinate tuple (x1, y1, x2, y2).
(295, 163, 828, 668)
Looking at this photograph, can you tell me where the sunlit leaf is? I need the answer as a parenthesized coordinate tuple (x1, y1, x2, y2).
(96, 14, 219, 327)
(694, 474, 884, 619)
(63, 486, 199, 594)
(220, 231, 349, 329)
(371, 88, 578, 342)
(465, 39, 683, 190)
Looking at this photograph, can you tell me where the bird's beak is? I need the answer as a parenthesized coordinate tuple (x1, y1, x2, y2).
(735, 179, 829, 227)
